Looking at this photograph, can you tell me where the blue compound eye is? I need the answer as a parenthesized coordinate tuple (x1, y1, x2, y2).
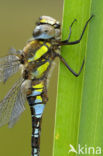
(33, 24, 55, 39)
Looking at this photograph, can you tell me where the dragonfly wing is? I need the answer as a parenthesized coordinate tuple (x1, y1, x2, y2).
(8, 48, 23, 55)
(8, 86, 26, 128)
(0, 55, 20, 83)
(0, 78, 26, 127)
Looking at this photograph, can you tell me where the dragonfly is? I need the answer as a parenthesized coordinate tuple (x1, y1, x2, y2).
(0, 15, 93, 156)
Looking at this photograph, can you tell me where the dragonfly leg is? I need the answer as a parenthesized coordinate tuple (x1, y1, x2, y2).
(67, 19, 77, 41)
(55, 53, 84, 77)
(58, 15, 94, 46)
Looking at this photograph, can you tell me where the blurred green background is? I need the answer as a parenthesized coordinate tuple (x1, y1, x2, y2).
(0, 0, 63, 156)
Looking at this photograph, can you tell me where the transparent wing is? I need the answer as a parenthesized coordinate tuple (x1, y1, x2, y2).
(0, 54, 20, 83)
(0, 78, 26, 128)
(8, 85, 26, 128)
(8, 48, 23, 55)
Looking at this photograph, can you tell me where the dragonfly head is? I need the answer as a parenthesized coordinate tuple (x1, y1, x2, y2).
(33, 16, 61, 40)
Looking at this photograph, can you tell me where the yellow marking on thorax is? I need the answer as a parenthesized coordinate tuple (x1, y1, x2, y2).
(46, 42, 51, 47)
(34, 45, 48, 60)
(37, 61, 49, 75)
(39, 41, 44, 44)
(31, 61, 50, 79)
(28, 42, 51, 63)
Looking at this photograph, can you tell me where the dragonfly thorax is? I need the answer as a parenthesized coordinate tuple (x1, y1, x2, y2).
(22, 40, 55, 81)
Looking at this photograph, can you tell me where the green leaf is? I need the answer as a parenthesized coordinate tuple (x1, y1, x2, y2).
(52, 0, 102, 156)
(78, 0, 103, 155)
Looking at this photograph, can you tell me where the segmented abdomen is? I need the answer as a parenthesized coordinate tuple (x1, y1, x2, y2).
(27, 80, 48, 156)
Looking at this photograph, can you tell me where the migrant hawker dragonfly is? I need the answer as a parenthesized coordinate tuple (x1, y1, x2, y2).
(0, 15, 93, 156)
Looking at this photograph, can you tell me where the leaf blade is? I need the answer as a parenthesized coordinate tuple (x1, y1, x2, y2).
(78, 0, 103, 155)
(53, 0, 92, 156)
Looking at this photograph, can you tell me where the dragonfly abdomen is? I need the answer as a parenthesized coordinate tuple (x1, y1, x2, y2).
(27, 80, 48, 156)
